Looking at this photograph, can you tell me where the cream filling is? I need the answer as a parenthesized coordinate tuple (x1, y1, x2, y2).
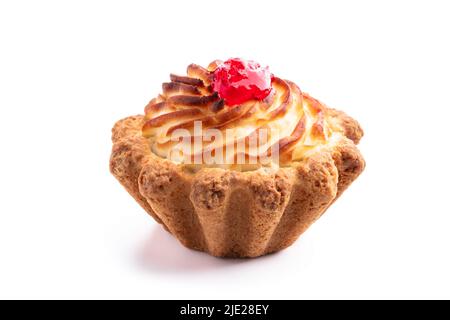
(146, 84, 338, 170)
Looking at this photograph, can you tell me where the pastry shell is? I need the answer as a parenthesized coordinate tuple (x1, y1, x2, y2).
(110, 110, 365, 258)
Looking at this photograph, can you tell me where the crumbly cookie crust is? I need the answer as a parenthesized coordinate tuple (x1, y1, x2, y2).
(110, 110, 365, 258)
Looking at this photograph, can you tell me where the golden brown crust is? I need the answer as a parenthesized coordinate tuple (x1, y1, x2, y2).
(265, 153, 339, 253)
(139, 160, 206, 250)
(110, 108, 365, 258)
(328, 108, 364, 144)
(330, 138, 366, 200)
(110, 116, 166, 227)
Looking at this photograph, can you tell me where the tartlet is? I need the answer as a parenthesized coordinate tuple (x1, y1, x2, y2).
(110, 58, 365, 258)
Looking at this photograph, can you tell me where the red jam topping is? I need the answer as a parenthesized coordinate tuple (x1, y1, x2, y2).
(212, 58, 273, 106)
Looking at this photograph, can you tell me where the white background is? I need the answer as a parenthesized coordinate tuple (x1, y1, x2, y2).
(1, 0, 449, 300)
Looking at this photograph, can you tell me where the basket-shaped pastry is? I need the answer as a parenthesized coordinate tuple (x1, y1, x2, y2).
(110, 59, 365, 258)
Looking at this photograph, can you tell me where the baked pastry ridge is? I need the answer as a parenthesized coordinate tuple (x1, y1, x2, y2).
(110, 59, 365, 257)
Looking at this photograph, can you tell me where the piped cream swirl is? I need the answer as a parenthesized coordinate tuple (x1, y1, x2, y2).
(142, 61, 336, 170)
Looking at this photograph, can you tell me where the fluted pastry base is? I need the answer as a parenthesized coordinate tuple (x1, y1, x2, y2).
(110, 112, 365, 258)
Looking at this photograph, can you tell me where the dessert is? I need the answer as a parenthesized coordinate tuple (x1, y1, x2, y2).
(110, 58, 365, 258)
